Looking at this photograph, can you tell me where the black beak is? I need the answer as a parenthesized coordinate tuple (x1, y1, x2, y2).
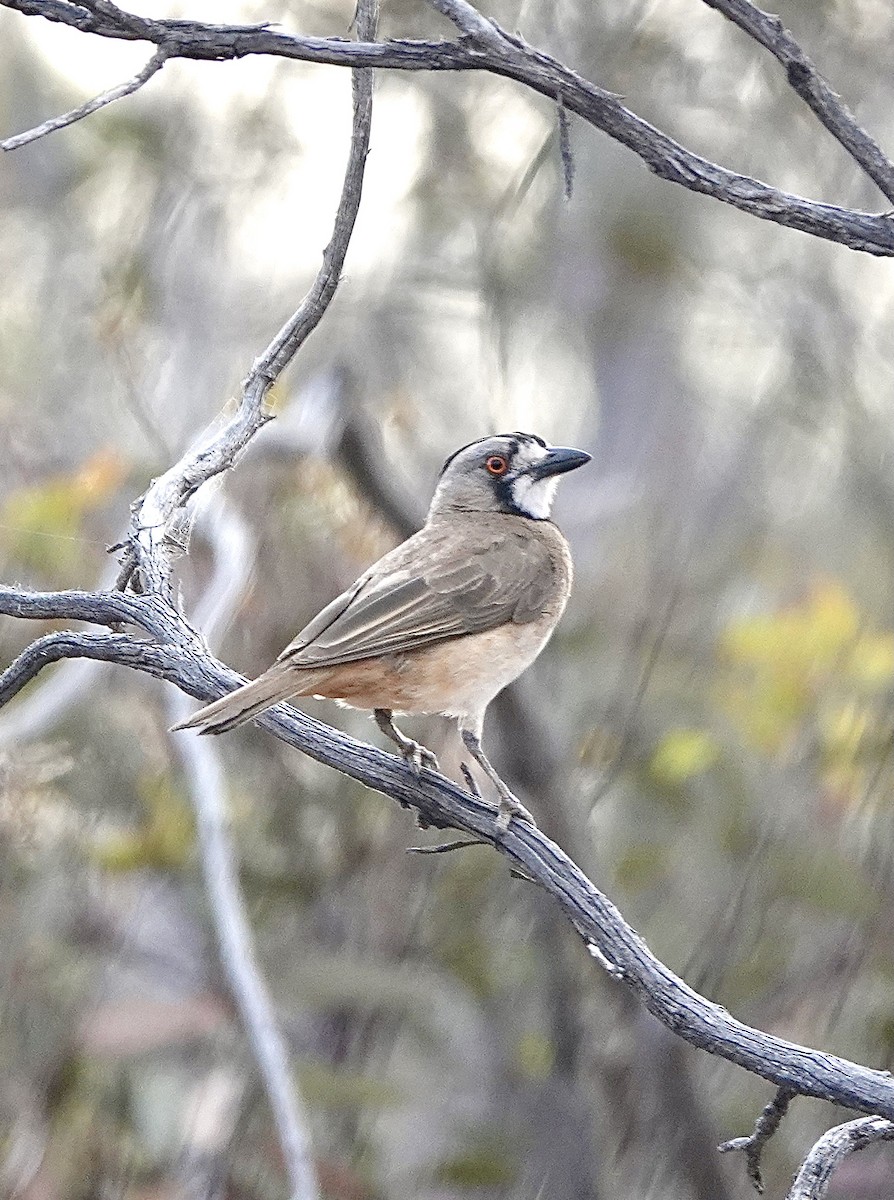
(528, 446, 591, 480)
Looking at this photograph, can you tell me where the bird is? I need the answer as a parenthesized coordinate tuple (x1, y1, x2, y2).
(173, 432, 590, 829)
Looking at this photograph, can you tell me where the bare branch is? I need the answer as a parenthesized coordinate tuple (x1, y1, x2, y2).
(426, 0, 502, 44)
(0, 628, 184, 708)
(3, 0, 894, 255)
(787, 1116, 894, 1200)
(169, 690, 320, 1200)
(702, 0, 894, 205)
(162, 8, 378, 1183)
(246, 0, 375, 385)
(1, 45, 170, 151)
(3, 584, 894, 1132)
(719, 1085, 796, 1193)
(109, 0, 376, 601)
(0, 584, 167, 634)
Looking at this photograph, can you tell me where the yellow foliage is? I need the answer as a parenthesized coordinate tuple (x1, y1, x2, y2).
(92, 774, 194, 871)
(649, 728, 719, 785)
(716, 577, 894, 800)
(850, 634, 894, 687)
(1, 448, 126, 580)
(721, 580, 859, 673)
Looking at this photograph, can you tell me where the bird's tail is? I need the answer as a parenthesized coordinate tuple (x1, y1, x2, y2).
(172, 663, 303, 736)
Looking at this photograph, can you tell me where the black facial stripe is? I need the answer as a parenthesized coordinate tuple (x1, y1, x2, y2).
(440, 432, 548, 476)
(488, 470, 515, 511)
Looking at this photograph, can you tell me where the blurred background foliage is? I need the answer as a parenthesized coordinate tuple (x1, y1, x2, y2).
(3, 0, 894, 1196)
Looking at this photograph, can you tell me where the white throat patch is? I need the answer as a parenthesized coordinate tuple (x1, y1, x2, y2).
(509, 442, 558, 519)
(510, 473, 559, 519)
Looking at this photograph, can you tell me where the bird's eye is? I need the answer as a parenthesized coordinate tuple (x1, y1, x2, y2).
(485, 455, 509, 476)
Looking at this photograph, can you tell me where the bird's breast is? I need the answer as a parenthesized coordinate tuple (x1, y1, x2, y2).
(300, 615, 560, 721)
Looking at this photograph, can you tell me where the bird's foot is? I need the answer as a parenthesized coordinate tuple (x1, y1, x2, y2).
(495, 788, 535, 833)
(399, 738, 440, 776)
(459, 758, 535, 831)
(374, 710, 439, 775)
(460, 762, 482, 800)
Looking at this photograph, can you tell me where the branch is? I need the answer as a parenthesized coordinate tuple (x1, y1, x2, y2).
(0, 585, 172, 635)
(787, 1116, 894, 1200)
(170, 689, 320, 1200)
(0, 628, 182, 706)
(702, 0, 894, 205)
(106, 0, 376, 600)
(0, 44, 170, 150)
(0, 0, 378, 1188)
(719, 1085, 795, 1193)
(3, 586, 894, 1133)
(3, 0, 894, 255)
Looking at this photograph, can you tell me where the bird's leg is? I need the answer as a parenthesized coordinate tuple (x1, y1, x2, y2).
(374, 709, 439, 775)
(460, 726, 535, 831)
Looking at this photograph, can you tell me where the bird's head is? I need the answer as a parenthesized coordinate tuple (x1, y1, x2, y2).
(429, 433, 591, 521)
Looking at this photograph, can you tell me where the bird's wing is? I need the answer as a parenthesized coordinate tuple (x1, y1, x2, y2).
(276, 523, 555, 669)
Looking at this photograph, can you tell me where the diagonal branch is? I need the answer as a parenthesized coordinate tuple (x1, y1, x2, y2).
(3, 0, 894, 256)
(3, 587, 894, 1135)
(702, 0, 894, 205)
(112, 0, 377, 600)
(787, 1116, 894, 1200)
(0, 43, 170, 150)
(170, 689, 320, 1200)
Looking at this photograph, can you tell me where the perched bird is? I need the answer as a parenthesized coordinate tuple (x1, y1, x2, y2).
(174, 433, 590, 829)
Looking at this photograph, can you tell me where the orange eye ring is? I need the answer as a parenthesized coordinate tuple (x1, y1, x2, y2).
(485, 455, 509, 476)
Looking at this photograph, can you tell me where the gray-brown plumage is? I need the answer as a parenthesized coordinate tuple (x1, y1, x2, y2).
(174, 433, 590, 828)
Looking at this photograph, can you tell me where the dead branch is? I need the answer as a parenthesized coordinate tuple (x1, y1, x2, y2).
(719, 1085, 796, 1193)
(2, 0, 894, 255)
(0, 44, 170, 150)
(701, 0, 894, 205)
(2, 586, 894, 1136)
(170, 691, 320, 1200)
(787, 1116, 894, 1200)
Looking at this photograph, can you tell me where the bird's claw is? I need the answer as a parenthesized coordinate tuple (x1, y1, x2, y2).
(495, 791, 535, 833)
(460, 762, 482, 800)
(401, 740, 439, 775)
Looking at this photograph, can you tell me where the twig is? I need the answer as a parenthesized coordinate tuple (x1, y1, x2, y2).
(718, 1085, 796, 1193)
(2, 0, 894, 255)
(702, 0, 894, 205)
(169, 690, 319, 1200)
(557, 99, 574, 200)
(426, 0, 503, 45)
(1, 45, 170, 151)
(406, 838, 489, 853)
(787, 1115, 894, 1200)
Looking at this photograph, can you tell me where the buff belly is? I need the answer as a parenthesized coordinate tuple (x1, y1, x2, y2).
(291, 622, 555, 722)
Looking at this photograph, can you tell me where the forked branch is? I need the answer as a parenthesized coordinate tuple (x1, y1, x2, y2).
(2, 0, 894, 254)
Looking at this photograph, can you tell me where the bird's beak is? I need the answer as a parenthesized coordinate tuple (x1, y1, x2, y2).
(528, 446, 592, 479)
